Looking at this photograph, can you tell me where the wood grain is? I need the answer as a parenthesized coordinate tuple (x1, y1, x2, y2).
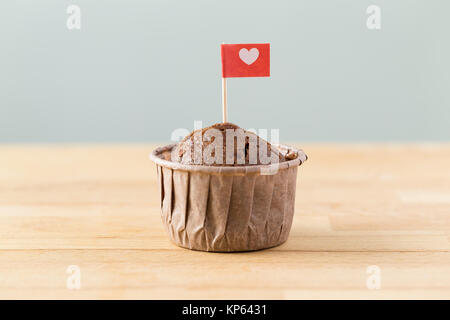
(0, 144, 449, 299)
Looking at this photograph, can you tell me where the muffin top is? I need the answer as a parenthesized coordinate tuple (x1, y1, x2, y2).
(172, 122, 297, 166)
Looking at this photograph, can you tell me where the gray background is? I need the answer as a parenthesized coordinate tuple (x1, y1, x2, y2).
(1, 0, 449, 142)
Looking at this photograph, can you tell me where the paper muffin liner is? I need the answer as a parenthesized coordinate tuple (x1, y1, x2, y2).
(150, 144, 307, 252)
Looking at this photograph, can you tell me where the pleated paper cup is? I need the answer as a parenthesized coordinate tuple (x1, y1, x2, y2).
(149, 144, 307, 252)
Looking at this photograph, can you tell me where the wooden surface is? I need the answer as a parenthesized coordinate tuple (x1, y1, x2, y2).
(0, 144, 449, 299)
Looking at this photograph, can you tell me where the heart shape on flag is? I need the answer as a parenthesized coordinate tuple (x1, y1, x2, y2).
(239, 48, 259, 65)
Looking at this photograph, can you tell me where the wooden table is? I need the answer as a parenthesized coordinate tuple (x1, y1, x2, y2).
(0, 144, 449, 299)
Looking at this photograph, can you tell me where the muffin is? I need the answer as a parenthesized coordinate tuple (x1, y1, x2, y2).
(149, 123, 307, 252)
(174, 122, 295, 166)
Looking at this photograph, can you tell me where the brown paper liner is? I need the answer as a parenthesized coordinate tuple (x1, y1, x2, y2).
(150, 144, 307, 252)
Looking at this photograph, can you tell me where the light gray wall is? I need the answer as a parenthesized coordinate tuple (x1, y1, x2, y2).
(1, 0, 449, 142)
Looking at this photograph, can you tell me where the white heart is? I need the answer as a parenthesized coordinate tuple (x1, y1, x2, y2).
(239, 48, 259, 65)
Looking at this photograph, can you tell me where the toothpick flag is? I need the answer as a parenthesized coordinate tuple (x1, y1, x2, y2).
(221, 43, 270, 78)
(220, 43, 271, 122)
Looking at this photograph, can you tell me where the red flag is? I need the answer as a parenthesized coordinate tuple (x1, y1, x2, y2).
(221, 43, 270, 78)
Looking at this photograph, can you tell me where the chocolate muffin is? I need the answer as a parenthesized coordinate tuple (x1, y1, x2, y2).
(173, 122, 297, 166)
(150, 123, 307, 252)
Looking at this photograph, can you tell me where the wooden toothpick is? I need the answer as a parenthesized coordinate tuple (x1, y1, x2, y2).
(222, 77, 227, 123)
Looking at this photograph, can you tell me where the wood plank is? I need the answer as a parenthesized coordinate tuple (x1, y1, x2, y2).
(0, 144, 449, 299)
(0, 250, 449, 299)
